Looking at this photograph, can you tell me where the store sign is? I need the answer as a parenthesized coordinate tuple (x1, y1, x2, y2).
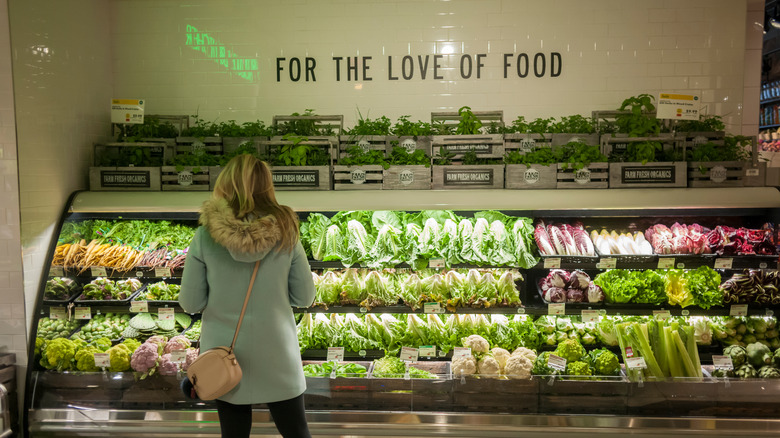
(399, 169, 415, 185)
(523, 168, 540, 184)
(710, 166, 728, 183)
(520, 137, 536, 153)
(401, 138, 418, 152)
(443, 168, 494, 185)
(574, 167, 591, 185)
(178, 170, 194, 186)
(272, 170, 320, 187)
(350, 169, 367, 184)
(100, 170, 152, 188)
(620, 166, 677, 184)
(110, 98, 144, 124)
(657, 93, 700, 120)
(442, 144, 493, 154)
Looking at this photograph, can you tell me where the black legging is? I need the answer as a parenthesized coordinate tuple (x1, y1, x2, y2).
(215, 394, 311, 438)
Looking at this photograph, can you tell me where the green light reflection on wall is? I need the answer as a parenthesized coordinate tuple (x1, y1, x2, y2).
(185, 24, 258, 81)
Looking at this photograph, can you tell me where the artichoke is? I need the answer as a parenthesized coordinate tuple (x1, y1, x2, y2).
(532, 351, 558, 376)
(723, 345, 747, 367)
(710, 368, 735, 378)
(746, 342, 773, 368)
(773, 349, 780, 368)
(758, 366, 780, 379)
(735, 364, 758, 379)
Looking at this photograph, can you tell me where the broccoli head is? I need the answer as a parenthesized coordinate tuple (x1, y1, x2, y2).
(41, 338, 77, 371)
(553, 339, 586, 362)
(588, 348, 621, 376)
(91, 337, 112, 352)
(75, 346, 102, 372)
(108, 343, 132, 372)
(565, 361, 593, 380)
(122, 338, 141, 353)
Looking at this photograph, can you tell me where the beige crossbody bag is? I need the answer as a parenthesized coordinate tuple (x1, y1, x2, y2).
(187, 260, 260, 400)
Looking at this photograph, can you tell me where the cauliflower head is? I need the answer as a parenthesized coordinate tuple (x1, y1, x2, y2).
(565, 361, 593, 380)
(504, 354, 533, 379)
(157, 353, 180, 376)
(477, 355, 501, 378)
(452, 355, 477, 377)
(164, 335, 192, 354)
(91, 337, 112, 352)
(553, 339, 586, 362)
(42, 338, 77, 371)
(122, 338, 141, 353)
(75, 346, 102, 372)
(183, 347, 200, 371)
(130, 342, 160, 374)
(490, 348, 510, 372)
(108, 343, 132, 372)
(146, 335, 168, 351)
(511, 347, 538, 363)
(461, 335, 490, 354)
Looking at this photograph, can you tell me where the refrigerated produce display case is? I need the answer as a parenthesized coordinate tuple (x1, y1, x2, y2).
(24, 188, 780, 437)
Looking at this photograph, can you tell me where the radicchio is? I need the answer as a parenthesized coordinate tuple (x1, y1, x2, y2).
(566, 288, 584, 302)
(587, 284, 605, 303)
(548, 269, 570, 288)
(568, 270, 590, 290)
(544, 287, 567, 303)
(534, 221, 555, 256)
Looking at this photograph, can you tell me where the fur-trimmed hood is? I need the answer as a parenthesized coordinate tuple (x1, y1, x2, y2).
(199, 198, 281, 262)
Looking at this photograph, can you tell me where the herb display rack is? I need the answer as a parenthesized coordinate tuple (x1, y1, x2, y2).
(432, 164, 505, 189)
(160, 166, 211, 191)
(687, 161, 767, 188)
(382, 165, 431, 190)
(333, 165, 384, 190)
(505, 164, 557, 189)
(608, 161, 687, 189)
(556, 162, 608, 189)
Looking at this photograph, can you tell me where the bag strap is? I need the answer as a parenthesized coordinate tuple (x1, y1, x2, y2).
(230, 260, 261, 352)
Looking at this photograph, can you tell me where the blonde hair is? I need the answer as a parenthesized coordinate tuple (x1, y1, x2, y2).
(212, 154, 299, 251)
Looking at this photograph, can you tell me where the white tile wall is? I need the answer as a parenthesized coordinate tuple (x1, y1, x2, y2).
(107, 0, 752, 132)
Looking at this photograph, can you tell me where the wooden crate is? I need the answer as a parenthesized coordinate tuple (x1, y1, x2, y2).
(161, 166, 211, 191)
(93, 142, 172, 167)
(383, 165, 431, 190)
(538, 376, 627, 415)
(451, 377, 538, 414)
(609, 162, 687, 188)
(222, 137, 267, 156)
(504, 133, 553, 156)
(368, 362, 451, 412)
(261, 136, 337, 162)
(272, 114, 343, 136)
(333, 165, 384, 190)
(552, 133, 599, 147)
(557, 162, 608, 188)
(628, 378, 718, 417)
(431, 110, 504, 132)
(208, 166, 223, 189)
(599, 133, 675, 158)
(271, 166, 332, 191)
(388, 136, 433, 156)
(89, 167, 161, 191)
(675, 131, 726, 150)
(432, 134, 505, 160)
(338, 135, 390, 162)
(432, 165, 504, 189)
(688, 161, 767, 188)
(505, 164, 557, 189)
(111, 114, 189, 138)
(174, 137, 223, 156)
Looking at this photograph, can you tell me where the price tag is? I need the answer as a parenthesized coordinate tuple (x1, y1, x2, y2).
(625, 346, 634, 358)
(90, 267, 108, 277)
(626, 357, 648, 370)
(452, 347, 472, 359)
(155, 267, 172, 278)
(714, 258, 733, 269)
(75, 307, 92, 320)
(653, 310, 671, 321)
(760, 262, 768, 269)
(746, 168, 760, 177)
(730, 304, 748, 317)
(49, 266, 64, 277)
(327, 347, 345, 362)
(428, 258, 445, 269)
(135, 271, 144, 277)
(543, 258, 561, 269)
(358, 350, 367, 357)
(596, 258, 617, 269)
(547, 354, 567, 372)
(657, 258, 675, 269)
(424, 302, 444, 314)
(130, 300, 149, 313)
(49, 307, 67, 320)
(171, 350, 187, 364)
(359, 307, 368, 313)
(548, 303, 565, 315)
(419, 345, 436, 358)
(676, 263, 685, 269)
(712, 355, 734, 370)
(681, 309, 690, 316)
(516, 308, 526, 314)
(400, 347, 419, 362)
(581, 309, 599, 323)
(94, 353, 110, 368)
(158, 307, 175, 321)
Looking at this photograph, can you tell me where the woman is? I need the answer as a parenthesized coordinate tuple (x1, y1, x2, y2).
(180, 154, 315, 438)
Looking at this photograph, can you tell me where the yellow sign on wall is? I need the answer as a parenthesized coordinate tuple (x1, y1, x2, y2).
(110, 98, 145, 124)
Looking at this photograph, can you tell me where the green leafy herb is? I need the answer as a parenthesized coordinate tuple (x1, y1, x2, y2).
(339, 145, 389, 169)
(456, 106, 482, 135)
(391, 115, 434, 136)
(433, 148, 456, 165)
(675, 115, 725, 133)
(387, 146, 430, 167)
(270, 134, 330, 167)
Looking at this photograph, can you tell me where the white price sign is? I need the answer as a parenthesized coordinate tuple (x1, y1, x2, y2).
(596, 258, 617, 269)
(327, 347, 344, 362)
(452, 347, 471, 359)
(400, 347, 419, 362)
(49, 307, 67, 320)
(171, 350, 187, 364)
(419, 345, 436, 358)
(130, 300, 149, 313)
(424, 302, 444, 314)
(656, 93, 700, 120)
(626, 357, 648, 370)
(547, 354, 567, 372)
(543, 258, 561, 269)
(90, 267, 108, 277)
(155, 267, 172, 278)
(94, 353, 110, 368)
(428, 258, 445, 269)
(49, 266, 64, 277)
(653, 310, 671, 321)
(657, 258, 675, 269)
(581, 309, 599, 323)
(111, 98, 145, 124)
(712, 355, 734, 370)
(158, 307, 175, 321)
(714, 258, 733, 269)
(730, 304, 748, 317)
(548, 303, 566, 315)
(75, 307, 92, 320)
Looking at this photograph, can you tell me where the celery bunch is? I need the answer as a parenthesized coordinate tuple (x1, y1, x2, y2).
(615, 319, 702, 382)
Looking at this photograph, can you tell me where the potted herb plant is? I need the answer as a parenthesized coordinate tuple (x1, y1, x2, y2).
(431, 106, 505, 164)
(686, 134, 764, 187)
(218, 119, 272, 157)
(263, 133, 332, 191)
(333, 145, 387, 190)
(339, 112, 392, 162)
(389, 115, 435, 157)
(383, 145, 432, 190)
(177, 114, 223, 155)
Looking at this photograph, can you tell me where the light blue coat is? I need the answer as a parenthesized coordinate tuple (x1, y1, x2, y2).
(179, 198, 315, 404)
